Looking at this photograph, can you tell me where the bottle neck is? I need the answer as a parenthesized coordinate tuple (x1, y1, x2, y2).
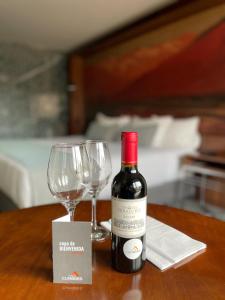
(121, 163, 138, 173)
(121, 134, 138, 166)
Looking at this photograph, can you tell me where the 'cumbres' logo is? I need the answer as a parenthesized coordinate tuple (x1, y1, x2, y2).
(132, 245, 140, 253)
(62, 271, 83, 282)
(123, 239, 143, 260)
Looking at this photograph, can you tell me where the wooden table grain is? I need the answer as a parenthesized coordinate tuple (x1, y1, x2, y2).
(0, 201, 224, 300)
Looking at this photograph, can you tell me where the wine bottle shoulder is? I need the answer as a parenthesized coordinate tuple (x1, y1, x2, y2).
(112, 170, 147, 199)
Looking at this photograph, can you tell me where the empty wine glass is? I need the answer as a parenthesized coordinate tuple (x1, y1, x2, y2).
(47, 143, 90, 221)
(85, 140, 112, 241)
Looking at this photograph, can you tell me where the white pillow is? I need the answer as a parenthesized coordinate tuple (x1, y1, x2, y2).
(132, 124, 158, 147)
(96, 112, 131, 126)
(112, 123, 157, 147)
(133, 115, 173, 147)
(161, 117, 201, 149)
(85, 121, 116, 141)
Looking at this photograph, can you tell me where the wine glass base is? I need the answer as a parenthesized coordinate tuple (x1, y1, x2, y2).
(91, 225, 110, 242)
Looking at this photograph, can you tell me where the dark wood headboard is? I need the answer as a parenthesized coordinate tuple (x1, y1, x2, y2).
(68, 0, 225, 154)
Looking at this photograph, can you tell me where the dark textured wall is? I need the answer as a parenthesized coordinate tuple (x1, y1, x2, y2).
(0, 44, 68, 137)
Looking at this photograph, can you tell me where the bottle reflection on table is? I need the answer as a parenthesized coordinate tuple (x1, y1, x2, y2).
(122, 273, 142, 300)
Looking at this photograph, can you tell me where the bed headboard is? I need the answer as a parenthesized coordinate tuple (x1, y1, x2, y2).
(68, 0, 225, 155)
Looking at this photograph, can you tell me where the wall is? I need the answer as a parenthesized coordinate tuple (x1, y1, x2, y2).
(0, 43, 68, 138)
(82, 3, 225, 118)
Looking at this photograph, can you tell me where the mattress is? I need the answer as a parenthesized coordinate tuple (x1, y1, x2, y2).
(0, 137, 193, 208)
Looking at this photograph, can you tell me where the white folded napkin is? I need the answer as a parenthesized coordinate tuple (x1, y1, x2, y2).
(100, 216, 206, 270)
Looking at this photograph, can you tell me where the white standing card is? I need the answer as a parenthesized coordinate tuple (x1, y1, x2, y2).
(52, 216, 92, 284)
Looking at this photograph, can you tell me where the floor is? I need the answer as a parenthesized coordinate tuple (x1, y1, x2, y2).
(166, 197, 225, 222)
(150, 181, 225, 222)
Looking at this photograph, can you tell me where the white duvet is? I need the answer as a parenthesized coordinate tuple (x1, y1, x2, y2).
(0, 136, 193, 208)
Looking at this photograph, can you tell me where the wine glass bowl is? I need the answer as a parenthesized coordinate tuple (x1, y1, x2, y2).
(47, 143, 90, 221)
(85, 140, 112, 241)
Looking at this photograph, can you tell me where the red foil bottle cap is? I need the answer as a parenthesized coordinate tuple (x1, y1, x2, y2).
(121, 132, 138, 164)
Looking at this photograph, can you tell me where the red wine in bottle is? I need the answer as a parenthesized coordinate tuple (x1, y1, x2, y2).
(111, 132, 147, 273)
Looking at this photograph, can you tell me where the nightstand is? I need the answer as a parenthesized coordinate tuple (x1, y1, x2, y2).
(178, 153, 225, 212)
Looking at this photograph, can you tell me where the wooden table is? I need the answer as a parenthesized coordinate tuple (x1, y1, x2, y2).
(0, 201, 225, 300)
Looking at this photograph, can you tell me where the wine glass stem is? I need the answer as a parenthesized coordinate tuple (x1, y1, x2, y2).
(92, 194, 97, 230)
(68, 207, 75, 222)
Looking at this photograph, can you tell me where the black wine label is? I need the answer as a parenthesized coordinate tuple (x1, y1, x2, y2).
(112, 197, 147, 239)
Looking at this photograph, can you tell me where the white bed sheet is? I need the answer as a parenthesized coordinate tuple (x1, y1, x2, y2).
(0, 136, 194, 208)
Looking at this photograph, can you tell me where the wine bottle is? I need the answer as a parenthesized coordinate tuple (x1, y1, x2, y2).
(111, 132, 147, 273)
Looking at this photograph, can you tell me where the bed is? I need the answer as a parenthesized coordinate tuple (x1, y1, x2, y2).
(1, 111, 224, 210)
(0, 134, 195, 209)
